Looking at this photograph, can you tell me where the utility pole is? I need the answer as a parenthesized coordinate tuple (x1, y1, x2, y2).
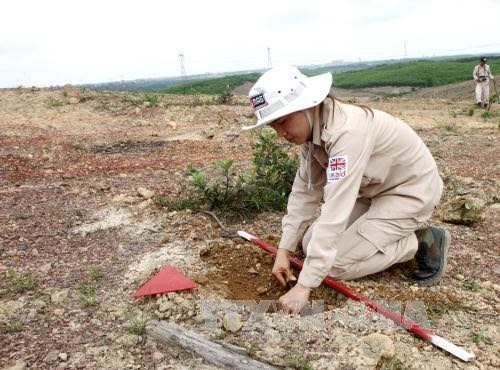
(267, 47, 272, 69)
(178, 52, 186, 80)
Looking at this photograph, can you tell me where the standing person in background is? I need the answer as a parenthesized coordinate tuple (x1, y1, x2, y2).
(473, 57, 494, 108)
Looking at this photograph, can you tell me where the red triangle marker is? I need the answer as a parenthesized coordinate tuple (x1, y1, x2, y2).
(133, 266, 198, 297)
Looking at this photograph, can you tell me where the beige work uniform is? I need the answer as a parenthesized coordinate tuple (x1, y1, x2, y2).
(278, 98, 443, 288)
(473, 64, 494, 104)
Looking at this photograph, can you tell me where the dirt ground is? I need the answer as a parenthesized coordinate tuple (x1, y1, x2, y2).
(0, 86, 499, 370)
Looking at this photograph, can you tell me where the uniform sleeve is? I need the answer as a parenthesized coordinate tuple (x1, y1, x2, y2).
(473, 66, 478, 79)
(297, 124, 373, 288)
(487, 66, 494, 79)
(278, 143, 325, 252)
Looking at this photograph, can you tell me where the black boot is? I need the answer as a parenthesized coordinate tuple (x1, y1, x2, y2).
(411, 227, 450, 285)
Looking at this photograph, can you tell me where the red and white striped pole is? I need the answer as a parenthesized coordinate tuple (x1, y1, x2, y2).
(238, 230, 475, 362)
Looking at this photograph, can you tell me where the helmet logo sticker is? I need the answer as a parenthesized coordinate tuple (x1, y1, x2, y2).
(250, 93, 268, 111)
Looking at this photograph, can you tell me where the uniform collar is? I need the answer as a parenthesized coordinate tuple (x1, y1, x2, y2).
(306, 97, 334, 146)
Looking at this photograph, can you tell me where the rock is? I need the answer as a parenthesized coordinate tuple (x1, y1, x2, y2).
(166, 121, 177, 129)
(256, 286, 270, 294)
(247, 267, 258, 274)
(50, 289, 69, 304)
(116, 334, 141, 347)
(112, 194, 136, 205)
(438, 195, 486, 226)
(69, 97, 79, 104)
(43, 350, 60, 363)
(152, 351, 165, 363)
(39, 262, 52, 274)
(58, 352, 68, 361)
(1, 300, 24, 317)
(136, 199, 153, 210)
(137, 187, 154, 199)
(3, 359, 27, 370)
(359, 333, 395, 364)
(31, 248, 39, 256)
(158, 301, 173, 313)
(223, 312, 243, 333)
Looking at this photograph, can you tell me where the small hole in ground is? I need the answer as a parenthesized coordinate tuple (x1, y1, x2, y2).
(200, 240, 344, 309)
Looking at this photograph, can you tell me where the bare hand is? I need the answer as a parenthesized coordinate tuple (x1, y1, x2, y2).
(278, 283, 311, 314)
(272, 249, 296, 287)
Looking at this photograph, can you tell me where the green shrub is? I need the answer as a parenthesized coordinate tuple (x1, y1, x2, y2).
(215, 86, 233, 104)
(144, 93, 160, 107)
(481, 110, 493, 119)
(47, 98, 65, 107)
(156, 132, 298, 220)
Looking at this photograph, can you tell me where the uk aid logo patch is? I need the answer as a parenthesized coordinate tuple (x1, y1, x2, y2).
(327, 155, 348, 182)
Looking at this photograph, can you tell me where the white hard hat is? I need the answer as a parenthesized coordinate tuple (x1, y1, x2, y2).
(243, 65, 332, 130)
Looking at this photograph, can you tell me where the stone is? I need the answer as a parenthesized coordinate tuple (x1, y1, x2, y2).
(116, 334, 141, 347)
(158, 301, 173, 313)
(438, 195, 486, 226)
(112, 194, 136, 205)
(43, 350, 60, 363)
(359, 333, 395, 364)
(137, 187, 154, 199)
(50, 289, 69, 304)
(153, 351, 165, 363)
(39, 262, 52, 274)
(58, 352, 68, 361)
(3, 359, 27, 370)
(223, 312, 243, 333)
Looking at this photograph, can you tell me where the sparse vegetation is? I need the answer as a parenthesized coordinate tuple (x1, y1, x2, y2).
(144, 93, 160, 107)
(472, 328, 486, 345)
(125, 310, 149, 336)
(215, 86, 233, 104)
(47, 97, 65, 107)
(88, 266, 104, 281)
(7, 270, 38, 293)
(14, 212, 29, 220)
(481, 110, 493, 119)
(76, 284, 97, 307)
(285, 353, 314, 370)
(154, 195, 198, 210)
(378, 356, 408, 370)
(156, 131, 298, 220)
(462, 279, 482, 292)
(468, 107, 474, 116)
(443, 121, 459, 133)
(0, 311, 23, 334)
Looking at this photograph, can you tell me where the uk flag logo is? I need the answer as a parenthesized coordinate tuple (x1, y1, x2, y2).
(327, 155, 348, 182)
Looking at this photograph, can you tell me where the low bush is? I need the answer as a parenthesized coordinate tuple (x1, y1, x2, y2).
(156, 131, 298, 220)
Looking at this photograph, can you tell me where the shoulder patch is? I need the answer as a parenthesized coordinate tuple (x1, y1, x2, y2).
(327, 155, 348, 182)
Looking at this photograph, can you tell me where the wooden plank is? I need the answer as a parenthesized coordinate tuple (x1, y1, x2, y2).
(147, 320, 277, 370)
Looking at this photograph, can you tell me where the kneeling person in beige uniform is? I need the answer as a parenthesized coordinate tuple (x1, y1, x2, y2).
(244, 65, 450, 314)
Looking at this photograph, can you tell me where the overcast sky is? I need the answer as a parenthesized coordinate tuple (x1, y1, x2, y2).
(1, 0, 499, 88)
